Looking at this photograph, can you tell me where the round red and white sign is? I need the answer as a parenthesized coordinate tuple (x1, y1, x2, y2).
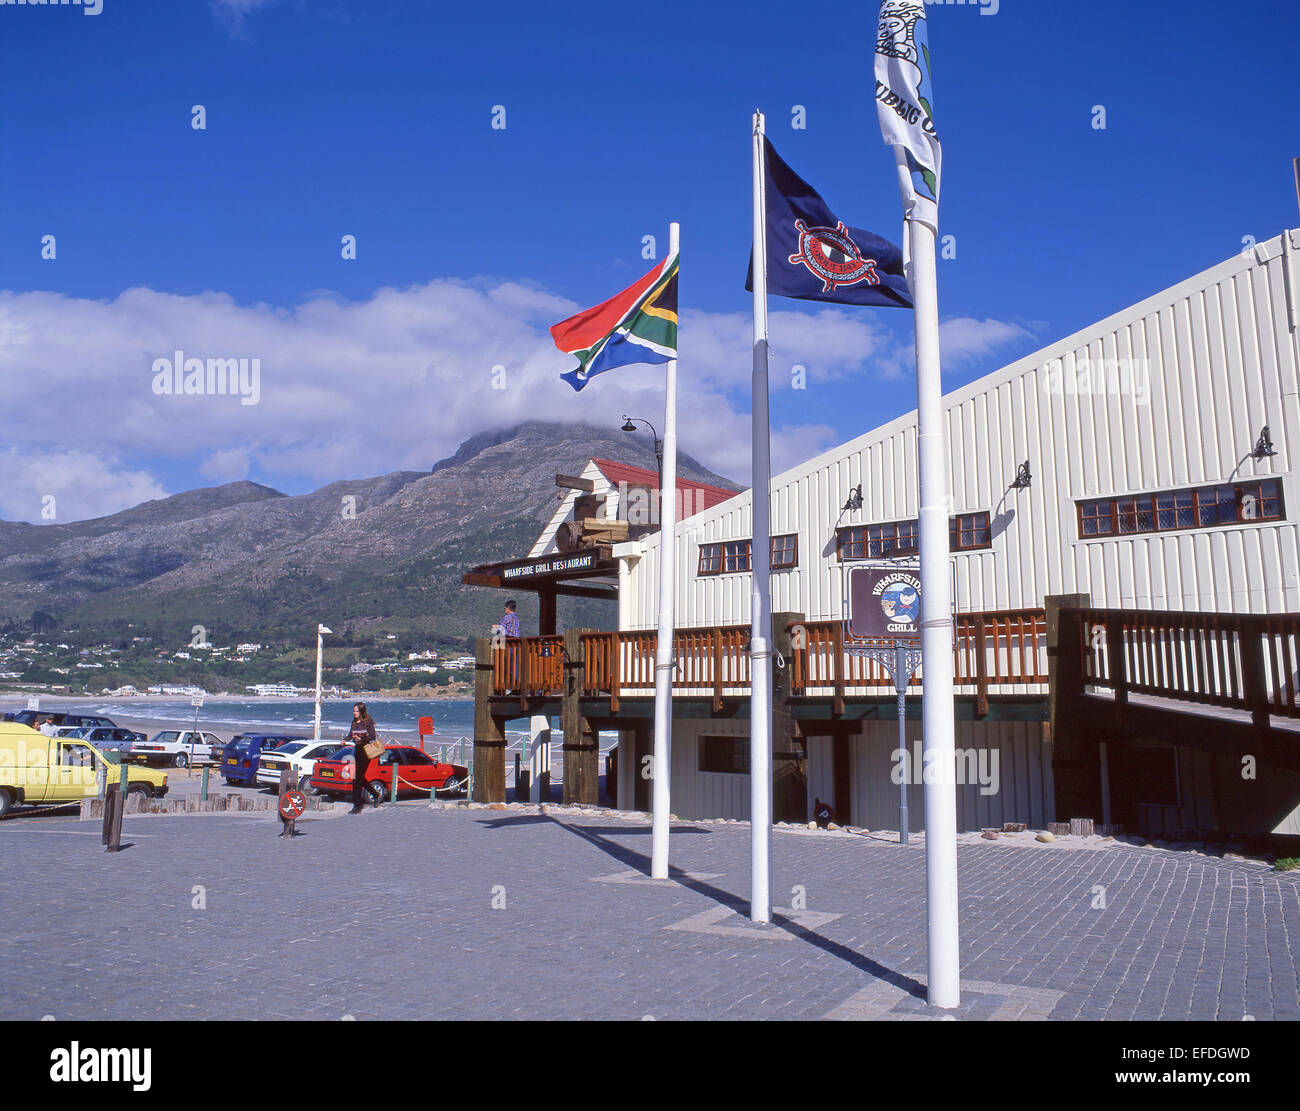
(279, 790, 307, 821)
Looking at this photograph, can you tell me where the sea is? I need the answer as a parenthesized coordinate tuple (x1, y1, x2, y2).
(90, 697, 480, 739)
(19, 696, 617, 756)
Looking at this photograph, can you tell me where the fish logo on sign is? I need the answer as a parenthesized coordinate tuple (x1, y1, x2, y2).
(787, 220, 882, 294)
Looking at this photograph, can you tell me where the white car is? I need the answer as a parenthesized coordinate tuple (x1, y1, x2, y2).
(256, 739, 346, 793)
(129, 729, 225, 768)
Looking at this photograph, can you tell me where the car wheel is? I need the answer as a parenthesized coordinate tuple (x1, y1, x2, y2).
(127, 784, 152, 799)
(173, 752, 189, 768)
(0, 789, 12, 817)
(367, 779, 387, 805)
(298, 774, 315, 795)
(441, 775, 462, 795)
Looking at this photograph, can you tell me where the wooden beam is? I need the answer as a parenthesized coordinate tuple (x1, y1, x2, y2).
(472, 637, 506, 803)
(552, 585, 619, 601)
(556, 474, 596, 492)
(461, 575, 616, 602)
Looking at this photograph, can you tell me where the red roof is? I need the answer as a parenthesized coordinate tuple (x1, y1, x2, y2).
(591, 458, 741, 516)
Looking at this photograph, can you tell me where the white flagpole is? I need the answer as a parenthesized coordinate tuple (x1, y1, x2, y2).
(896, 145, 960, 1009)
(749, 112, 773, 924)
(649, 222, 681, 880)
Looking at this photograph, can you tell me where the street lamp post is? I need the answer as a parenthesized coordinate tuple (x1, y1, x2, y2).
(620, 416, 663, 487)
(314, 624, 333, 741)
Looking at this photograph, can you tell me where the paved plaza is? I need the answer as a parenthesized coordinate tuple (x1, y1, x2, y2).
(2, 802, 1298, 1022)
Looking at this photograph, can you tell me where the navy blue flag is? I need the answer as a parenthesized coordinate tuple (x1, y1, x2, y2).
(747, 137, 912, 309)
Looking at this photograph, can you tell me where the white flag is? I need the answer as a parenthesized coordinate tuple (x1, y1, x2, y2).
(875, 0, 941, 232)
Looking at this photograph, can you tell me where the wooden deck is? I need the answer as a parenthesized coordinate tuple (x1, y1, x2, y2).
(491, 608, 1049, 714)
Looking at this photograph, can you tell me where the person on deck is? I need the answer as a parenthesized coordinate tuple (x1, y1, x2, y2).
(499, 600, 522, 689)
(500, 600, 521, 639)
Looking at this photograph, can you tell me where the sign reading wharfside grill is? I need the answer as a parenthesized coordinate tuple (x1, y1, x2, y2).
(497, 550, 602, 581)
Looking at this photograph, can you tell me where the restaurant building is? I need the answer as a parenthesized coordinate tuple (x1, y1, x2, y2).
(466, 229, 1300, 841)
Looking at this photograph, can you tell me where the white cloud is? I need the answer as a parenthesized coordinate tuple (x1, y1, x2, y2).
(198, 448, 252, 483)
(0, 449, 167, 526)
(939, 317, 1036, 367)
(0, 281, 1030, 523)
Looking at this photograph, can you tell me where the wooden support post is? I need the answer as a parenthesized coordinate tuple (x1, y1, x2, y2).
(973, 615, 990, 719)
(562, 629, 599, 805)
(539, 589, 558, 637)
(1046, 593, 1099, 824)
(772, 613, 806, 824)
(832, 621, 846, 718)
(473, 637, 506, 803)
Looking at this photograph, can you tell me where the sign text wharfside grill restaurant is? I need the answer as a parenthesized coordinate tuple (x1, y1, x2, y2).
(498, 550, 601, 581)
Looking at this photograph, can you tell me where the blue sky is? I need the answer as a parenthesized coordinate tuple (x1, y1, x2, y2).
(1, 0, 1297, 521)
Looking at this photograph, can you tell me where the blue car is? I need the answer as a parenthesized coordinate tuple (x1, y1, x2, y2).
(217, 733, 304, 786)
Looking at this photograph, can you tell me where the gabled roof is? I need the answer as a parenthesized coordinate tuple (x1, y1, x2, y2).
(590, 458, 741, 514)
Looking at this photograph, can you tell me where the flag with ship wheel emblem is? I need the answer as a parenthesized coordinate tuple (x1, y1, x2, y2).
(745, 136, 911, 309)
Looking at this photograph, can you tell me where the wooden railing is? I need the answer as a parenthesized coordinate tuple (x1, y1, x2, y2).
(580, 626, 751, 712)
(567, 608, 1048, 712)
(789, 610, 1048, 714)
(491, 635, 564, 699)
(1071, 608, 1300, 721)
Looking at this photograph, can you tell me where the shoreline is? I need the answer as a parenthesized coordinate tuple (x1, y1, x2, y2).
(0, 689, 473, 705)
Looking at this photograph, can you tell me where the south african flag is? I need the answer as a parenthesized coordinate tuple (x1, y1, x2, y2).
(551, 254, 678, 392)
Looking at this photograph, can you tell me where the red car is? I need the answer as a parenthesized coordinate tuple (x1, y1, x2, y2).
(310, 744, 467, 804)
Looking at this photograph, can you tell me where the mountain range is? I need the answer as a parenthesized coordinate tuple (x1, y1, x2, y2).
(0, 422, 742, 650)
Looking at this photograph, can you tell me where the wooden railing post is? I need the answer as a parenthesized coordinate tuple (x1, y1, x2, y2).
(973, 615, 989, 718)
(1106, 613, 1128, 713)
(712, 627, 724, 713)
(1240, 620, 1272, 736)
(832, 622, 845, 718)
(610, 631, 621, 713)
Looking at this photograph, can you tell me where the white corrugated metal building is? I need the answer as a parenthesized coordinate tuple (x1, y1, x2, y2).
(602, 229, 1300, 833)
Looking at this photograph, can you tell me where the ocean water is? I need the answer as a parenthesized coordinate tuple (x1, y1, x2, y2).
(12, 696, 620, 757)
(83, 697, 484, 740)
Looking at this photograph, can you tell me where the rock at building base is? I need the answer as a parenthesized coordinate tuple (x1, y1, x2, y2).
(1036, 831, 1055, 843)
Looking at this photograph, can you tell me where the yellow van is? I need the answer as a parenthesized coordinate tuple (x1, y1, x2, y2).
(0, 722, 168, 816)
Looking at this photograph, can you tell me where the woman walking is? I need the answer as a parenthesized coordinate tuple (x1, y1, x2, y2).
(347, 702, 379, 814)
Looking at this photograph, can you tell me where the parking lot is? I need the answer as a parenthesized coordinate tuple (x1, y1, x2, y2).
(2, 801, 1298, 1022)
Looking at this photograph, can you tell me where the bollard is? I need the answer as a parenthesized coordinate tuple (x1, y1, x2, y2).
(96, 760, 106, 801)
(200, 764, 209, 801)
(390, 768, 398, 805)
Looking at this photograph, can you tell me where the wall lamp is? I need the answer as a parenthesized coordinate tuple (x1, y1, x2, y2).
(1010, 460, 1032, 490)
(1251, 426, 1277, 460)
(842, 484, 864, 512)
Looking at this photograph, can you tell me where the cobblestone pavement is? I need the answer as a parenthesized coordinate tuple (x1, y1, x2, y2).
(2, 803, 1297, 1021)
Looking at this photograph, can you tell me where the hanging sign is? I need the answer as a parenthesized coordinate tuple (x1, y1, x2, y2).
(846, 564, 922, 645)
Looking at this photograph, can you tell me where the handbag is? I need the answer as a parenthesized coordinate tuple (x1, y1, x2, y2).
(362, 738, 384, 760)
